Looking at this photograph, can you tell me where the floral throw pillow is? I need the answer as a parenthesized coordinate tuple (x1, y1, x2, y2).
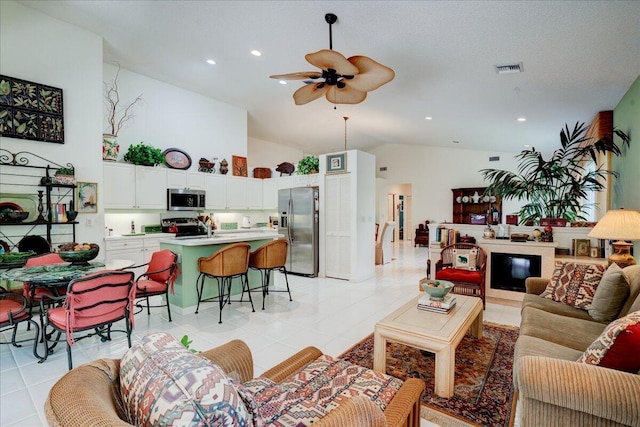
(541, 262, 605, 310)
(577, 311, 640, 372)
(120, 332, 250, 427)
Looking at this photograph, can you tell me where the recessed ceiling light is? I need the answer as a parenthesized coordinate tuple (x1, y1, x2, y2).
(524, 144, 530, 148)
(206, 59, 216, 65)
(279, 80, 287, 85)
(251, 50, 262, 57)
(517, 117, 527, 122)
(425, 116, 432, 120)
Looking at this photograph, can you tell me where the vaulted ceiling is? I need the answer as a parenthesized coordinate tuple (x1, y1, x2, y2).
(20, 0, 640, 154)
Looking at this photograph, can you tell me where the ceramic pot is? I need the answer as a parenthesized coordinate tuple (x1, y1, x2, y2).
(219, 158, 229, 175)
(102, 134, 119, 161)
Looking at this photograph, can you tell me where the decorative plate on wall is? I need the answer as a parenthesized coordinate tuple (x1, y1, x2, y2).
(162, 148, 192, 170)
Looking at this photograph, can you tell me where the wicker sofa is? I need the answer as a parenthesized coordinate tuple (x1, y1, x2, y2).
(514, 264, 640, 427)
(45, 338, 424, 427)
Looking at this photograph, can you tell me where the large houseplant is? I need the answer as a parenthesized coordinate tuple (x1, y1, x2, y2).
(480, 122, 630, 224)
(297, 155, 319, 174)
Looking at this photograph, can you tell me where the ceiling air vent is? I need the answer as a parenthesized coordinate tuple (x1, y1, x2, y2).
(494, 62, 523, 74)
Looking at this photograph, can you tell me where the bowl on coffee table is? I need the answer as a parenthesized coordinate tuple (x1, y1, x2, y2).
(420, 278, 454, 301)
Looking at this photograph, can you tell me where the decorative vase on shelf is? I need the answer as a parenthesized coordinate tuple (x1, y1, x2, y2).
(66, 200, 78, 222)
(102, 134, 119, 161)
(219, 158, 229, 175)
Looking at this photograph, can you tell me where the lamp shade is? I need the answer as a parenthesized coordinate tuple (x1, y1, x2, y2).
(587, 209, 640, 240)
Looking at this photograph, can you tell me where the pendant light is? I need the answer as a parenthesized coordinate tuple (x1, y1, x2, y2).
(343, 116, 349, 151)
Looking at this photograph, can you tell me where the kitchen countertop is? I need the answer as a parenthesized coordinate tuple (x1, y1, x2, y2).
(104, 228, 279, 241)
(159, 231, 283, 246)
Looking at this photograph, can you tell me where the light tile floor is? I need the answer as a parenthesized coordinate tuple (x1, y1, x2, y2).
(0, 242, 521, 427)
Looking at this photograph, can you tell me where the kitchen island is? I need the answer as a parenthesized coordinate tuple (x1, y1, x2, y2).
(159, 230, 283, 312)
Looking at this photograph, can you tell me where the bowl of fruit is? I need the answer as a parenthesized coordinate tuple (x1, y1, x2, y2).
(56, 242, 100, 266)
(420, 278, 454, 301)
(0, 250, 35, 268)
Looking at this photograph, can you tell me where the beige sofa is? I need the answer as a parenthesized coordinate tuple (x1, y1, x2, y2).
(514, 264, 640, 427)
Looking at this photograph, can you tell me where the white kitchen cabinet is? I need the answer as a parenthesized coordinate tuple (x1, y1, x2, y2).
(103, 163, 136, 209)
(226, 176, 247, 209)
(104, 235, 165, 276)
(246, 178, 263, 209)
(204, 174, 228, 210)
(262, 178, 278, 210)
(167, 170, 205, 189)
(103, 163, 167, 209)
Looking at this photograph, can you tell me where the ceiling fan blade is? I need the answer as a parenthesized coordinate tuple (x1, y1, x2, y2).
(305, 49, 359, 76)
(293, 82, 329, 105)
(326, 85, 367, 105)
(345, 56, 395, 91)
(269, 71, 323, 80)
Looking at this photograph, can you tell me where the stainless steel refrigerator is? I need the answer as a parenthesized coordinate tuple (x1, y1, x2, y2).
(278, 187, 319, 277)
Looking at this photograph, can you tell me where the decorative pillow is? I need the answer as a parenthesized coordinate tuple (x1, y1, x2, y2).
(247, 354, 403, 426)
(588, 263, 630, 322)
(577, 311, 640, 372)
(541, 262, 605, 309)
(120, 332, 250, 427)
(453, 248, 477, 270)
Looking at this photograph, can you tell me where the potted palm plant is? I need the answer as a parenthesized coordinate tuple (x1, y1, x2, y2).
(480, 122, 630, 225)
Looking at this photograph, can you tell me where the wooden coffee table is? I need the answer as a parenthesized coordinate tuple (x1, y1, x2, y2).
(373, 294, 483, 398)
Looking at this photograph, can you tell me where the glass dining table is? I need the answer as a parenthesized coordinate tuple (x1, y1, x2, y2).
(0, 259, 135, 288)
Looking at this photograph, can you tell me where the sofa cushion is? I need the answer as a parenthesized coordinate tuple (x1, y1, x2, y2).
(576, 311, 640, 373)
(247, 354, 402, 426)
(513, 335, 583, 386)
(588, 263, 630, 322)
(520, 306, 607, 351)
(541, 262, 605, 310)
(521, 294, 596, 322)
(120, 332, 250, 427)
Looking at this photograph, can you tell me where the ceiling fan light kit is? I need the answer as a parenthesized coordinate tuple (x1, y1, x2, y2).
(270, 13, 394, 105)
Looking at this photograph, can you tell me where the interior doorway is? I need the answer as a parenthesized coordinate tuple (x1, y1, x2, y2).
(387, 184, 412, 242)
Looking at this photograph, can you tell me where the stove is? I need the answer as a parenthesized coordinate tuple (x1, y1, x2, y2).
(161, 217, 207, 238)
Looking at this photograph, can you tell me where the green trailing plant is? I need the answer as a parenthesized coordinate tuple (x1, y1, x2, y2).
(123, 141, 165, 166)
(297, 155, 319, 175)
(480, 122, 630, 224)
(55, 167, 74, 176)
(180, 335, 199, 353)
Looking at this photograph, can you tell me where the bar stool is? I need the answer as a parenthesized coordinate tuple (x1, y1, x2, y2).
(244, 238, 291, 310)
(196, 242, 255, 323)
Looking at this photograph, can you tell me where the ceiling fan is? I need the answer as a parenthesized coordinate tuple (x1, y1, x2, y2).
(270, 13, 395, 105)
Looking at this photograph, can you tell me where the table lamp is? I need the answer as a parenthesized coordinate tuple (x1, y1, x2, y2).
(587, 209, 640, 268)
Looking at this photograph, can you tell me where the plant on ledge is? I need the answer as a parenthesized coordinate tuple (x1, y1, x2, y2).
(297, 155, 319, 174)
(123, 141, 165, 166)
(480, 122, 630, 225)
(104, 65, 142, 137)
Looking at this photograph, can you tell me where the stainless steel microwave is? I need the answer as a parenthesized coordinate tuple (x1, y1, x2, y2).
(167, 188, 206, 211)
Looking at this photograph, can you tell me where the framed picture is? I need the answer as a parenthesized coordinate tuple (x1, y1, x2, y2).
(76, 182, 97, 213)
(574, 239, 591, 257)
(232, 155, 248, 177)
(326, 152, 347, 174)
(590, 247, 600, 258)
(162, 148, 192, 170)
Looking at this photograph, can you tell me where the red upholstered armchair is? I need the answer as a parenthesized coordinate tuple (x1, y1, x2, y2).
(434, 243, 487, 308)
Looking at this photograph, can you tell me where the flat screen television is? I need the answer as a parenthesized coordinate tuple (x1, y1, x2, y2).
(491, 252, 542, 292)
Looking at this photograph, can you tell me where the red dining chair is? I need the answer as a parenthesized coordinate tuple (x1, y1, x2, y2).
(41, 270, 135, 370)
(22, 252, 66, 326)
(0, 285, 43, 361)
(132, 249, 178, 321)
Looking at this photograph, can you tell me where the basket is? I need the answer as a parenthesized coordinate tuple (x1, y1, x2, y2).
(253, 167, 272, 179)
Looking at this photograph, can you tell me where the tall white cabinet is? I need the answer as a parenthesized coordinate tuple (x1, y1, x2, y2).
(320, 150, 376, 282)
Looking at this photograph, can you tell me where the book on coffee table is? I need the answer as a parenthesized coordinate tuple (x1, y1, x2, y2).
(418, 294, 456, 309)
(417, 302, 456, 314)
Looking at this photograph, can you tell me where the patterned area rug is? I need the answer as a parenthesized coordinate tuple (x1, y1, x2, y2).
(339, 323, 518, 427)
